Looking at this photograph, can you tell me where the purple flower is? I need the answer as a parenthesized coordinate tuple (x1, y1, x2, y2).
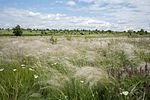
(117, 71, 122, 81)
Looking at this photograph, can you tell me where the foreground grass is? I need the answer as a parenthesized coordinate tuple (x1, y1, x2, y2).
(0, 36, 150, 100)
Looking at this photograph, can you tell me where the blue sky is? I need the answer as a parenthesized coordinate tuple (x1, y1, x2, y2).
(0, 0, 150, 31)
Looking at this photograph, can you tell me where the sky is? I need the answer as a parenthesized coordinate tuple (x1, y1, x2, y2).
(0, 0, 150, 31)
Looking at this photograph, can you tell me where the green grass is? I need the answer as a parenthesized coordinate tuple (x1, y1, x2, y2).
(0, 60, 41, 100)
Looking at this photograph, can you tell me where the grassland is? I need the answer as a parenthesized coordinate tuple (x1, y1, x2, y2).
(0, 35, 150, 100)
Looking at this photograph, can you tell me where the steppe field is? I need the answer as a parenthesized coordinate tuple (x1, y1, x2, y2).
(0, 36, 150, 100)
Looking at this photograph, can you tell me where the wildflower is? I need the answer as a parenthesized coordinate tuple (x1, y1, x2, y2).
(34, 75, 38, 79)
(0, 68, 4, 72)
(21, 64, 25, 67)
(145, 63, 148, 73)
(65, 96, 68, 99)
(120, 91, 129, 96)
(118, 71, 122, 81)
(29, 68, 34, 71)
(13, 69, 17, 71)
(80, 80, 84, 83)
(54, 62, 57, 65)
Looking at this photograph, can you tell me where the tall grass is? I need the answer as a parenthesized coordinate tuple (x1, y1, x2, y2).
(0, 60, 42, 100)
(0, 36, 150, 100)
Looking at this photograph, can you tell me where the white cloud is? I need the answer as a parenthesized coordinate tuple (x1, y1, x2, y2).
(0, 8, 111, 29)
(55, 1, 63, 4)
(67, 0, 76, 6)
(70, 0, 150, 31)
(1, 0, 150, 31)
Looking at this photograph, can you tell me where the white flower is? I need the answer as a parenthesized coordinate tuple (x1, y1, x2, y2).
(13, 69, 17, 71)
(65, 96, 68, 99)
(34, 75, 38, 79)
(51, 63, 57, 66)
(21, 64, 25, 67)
(29, 68, 34, 71)
(120, 91, 129, 96)
(80, 80, 84, 83)
(54, 63, 57, 65)
(0, 68, 4, 72)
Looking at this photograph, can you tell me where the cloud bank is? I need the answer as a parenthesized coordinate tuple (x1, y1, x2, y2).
(0, 8, 111, 29)
(0, 0, 149, 31)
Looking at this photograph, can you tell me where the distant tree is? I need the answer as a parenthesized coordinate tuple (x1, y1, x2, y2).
(107, 30, 112, 33)
(46, 28, 49, 31)
(101, 30, 104, 33)
(140, 29, 144, 33)
(128, 30, 133, 36)
(13, 25, 23, 36)
(138, 29, 145, 35)
(145, 31, 148, 34)
(133, 31, 136, 33)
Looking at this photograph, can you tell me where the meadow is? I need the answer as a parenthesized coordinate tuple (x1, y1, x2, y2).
(0, 32, 150, 100)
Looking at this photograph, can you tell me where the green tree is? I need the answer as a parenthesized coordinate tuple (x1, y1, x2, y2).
(139, 29, 144, 35)
(140, 29, 144, 33)
(128, 30, 133, 36)
(13, 25, 23, 36)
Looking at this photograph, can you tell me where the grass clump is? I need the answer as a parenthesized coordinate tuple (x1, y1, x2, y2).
(65, 35, 72, 41)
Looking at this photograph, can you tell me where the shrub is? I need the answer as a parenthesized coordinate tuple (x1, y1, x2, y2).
(50, 36, 57, 44)
(13, 25, 23, 36)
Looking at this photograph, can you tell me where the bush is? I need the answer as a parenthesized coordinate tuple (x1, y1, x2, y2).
(50, 36, 57, 44)
(13, 25, 23, 36)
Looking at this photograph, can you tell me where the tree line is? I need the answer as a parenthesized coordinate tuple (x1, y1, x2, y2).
(0, 25, 149, 36)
